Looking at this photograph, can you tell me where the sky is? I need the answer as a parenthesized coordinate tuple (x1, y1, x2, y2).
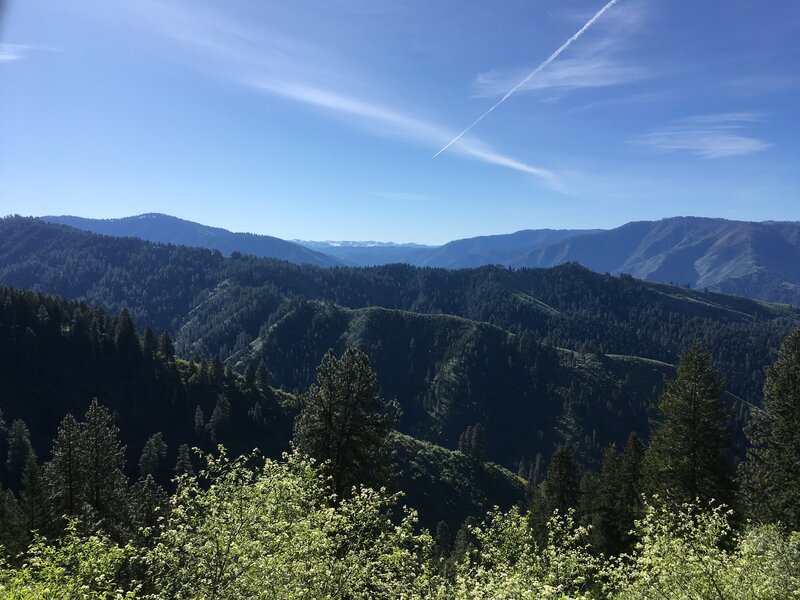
(1, 0, 799, 244)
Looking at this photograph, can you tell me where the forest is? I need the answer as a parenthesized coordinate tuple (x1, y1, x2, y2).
(0, 218, 799, 597)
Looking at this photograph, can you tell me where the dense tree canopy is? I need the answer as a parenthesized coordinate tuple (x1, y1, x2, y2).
(643, 343, 734, 508)
(294, 348, 400, 497)
(741, 328, 800, 529)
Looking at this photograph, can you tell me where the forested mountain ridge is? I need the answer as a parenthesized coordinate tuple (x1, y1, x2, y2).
(512, 216, 800, 304)
(43, 213, 341, 268)
(2, 219, 800, 596)
(1, 216, 797, 413)
(45, 214, 800, 305)
(221, 298, 674, 466)
(0, 286, 523, 530)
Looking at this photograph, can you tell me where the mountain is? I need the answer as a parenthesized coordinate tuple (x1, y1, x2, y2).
(2, 216, 797, 416)
(296, 240, 434, 266)
(0, 285, 523, 530)
(42, 213, 341, 268)
(512, 217, 800, 305)
(41, 214, 800, 306)
(416, 228, 596, 268)
(296, 229, 594, 267)
(1, 215, 800, 521)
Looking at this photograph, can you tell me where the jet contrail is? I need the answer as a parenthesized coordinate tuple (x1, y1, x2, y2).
(434, 0, 620, 158)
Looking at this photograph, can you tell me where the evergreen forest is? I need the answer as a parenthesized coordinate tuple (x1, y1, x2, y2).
(0, 216, 799, 598)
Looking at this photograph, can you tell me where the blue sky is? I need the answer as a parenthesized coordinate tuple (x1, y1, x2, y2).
(1, 0, 799, 243)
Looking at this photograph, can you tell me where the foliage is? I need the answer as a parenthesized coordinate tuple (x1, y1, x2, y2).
(643, 343, 734, 508)
(141, 447, 441, 599)
(0, 520, 138, 599)
(452, 507, 598, 599)
(741, 327, 800, 529)
(294, 348, 400, 497)
(605, 500, 800, 599)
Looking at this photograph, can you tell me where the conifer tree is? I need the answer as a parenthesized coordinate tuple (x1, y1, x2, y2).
(208, 395, 231, 442)
(114, 309, 141, 363)
(528, 444, 580, 542)
(44, 413, 82, 518)
(139, 432, 168, 482)
(141, 326, 158, 363)
(643, 343, 733, 507)
(542, 444, 580, 516)
(741, 328, 800, 528)
(5, 419, 35, 486)
(590, 434, 643, 555)
(19, 455, 49, 534)
(193, 406, 205, 439)
(174, 444, 194, 477)
(79, 399, 128, 527)
(255, 359, 270, 390)
(470, 424, 487, 461)
(244, 363, 256, 388)
(158, 330, 175, 361)
(294, 347, 400, 498)
(0, 486, 23, 555)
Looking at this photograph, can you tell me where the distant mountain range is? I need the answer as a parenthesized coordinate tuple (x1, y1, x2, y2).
(43, 214, 341, 268)
(41, 214, 800, 305)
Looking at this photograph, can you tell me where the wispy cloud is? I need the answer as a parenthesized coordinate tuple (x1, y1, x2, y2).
(472, 2, 648, 100)
(0, 43, 31, 62)
(247, 79, 563, 190)
(633, 113, 771, 159)
(122, 0, 561, 189)
(473, 55, 646, 98)
(0, 43, 59, 63)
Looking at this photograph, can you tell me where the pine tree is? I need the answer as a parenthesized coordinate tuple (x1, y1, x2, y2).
(0, 486, 23, 555)
(528, 444, 580, 543)
(44, 413, 82, 518)
(139, 432, 168, 481)
(79, 399, 129, 528)
(208, 395, 231, 443)
(470, 423, 487, 461)
(255, 359, 270, 390)
(19, 455, 49, 534)
(194, 406, 205, 439)
(590, 434, 643, 556)
(741, 328, 800, 528)
(141, 326, 158, 363)
(158, 330, 175, 361)
(129, 474, 167, 533)
(643, 343, 733, 507)
(174, 444, 194, 477)
(244, 363, 256, 388)
(5, 419, 35, 486)
(457, 424, 486, 460)
(294, 347, 400, 498)
(114, 309, 141, 363)
(543, 444, 580, 515)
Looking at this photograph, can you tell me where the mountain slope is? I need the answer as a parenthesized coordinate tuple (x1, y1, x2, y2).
(513, 217, 800, 304)
(0, 285, 523, 530)
(417, 228, 596, 268)
(297, 229, 594, 267)
(1, 216, 798, 412)
(218, 298, 673, 467)
(41, 214, 800, 305)
(43, 213, 341, 267)
(297, 241, 433, 266)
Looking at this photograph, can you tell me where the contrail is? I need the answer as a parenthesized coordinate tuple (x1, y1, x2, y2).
(434, 0, 620, 158)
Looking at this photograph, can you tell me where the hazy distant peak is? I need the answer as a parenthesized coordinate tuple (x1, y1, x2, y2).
(297, 240, 437, 249)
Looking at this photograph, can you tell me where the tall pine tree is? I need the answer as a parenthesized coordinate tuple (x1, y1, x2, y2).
(294, 347, 400, 498)
(643, 343, 733, 507)
(740, 328, 800, 528)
